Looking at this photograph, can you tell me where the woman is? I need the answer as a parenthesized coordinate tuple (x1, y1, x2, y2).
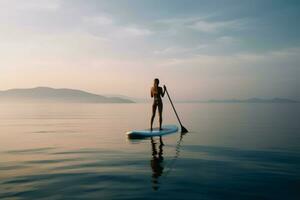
(150, 78, 166, 131)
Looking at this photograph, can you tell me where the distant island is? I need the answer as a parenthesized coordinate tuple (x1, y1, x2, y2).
(105, 94, 150, 103)
(0, 87, 134, 103)
(180, 98, 299, 103)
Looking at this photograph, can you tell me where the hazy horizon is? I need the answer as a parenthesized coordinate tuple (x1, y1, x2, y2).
(0, 86, 299, 102)
(0, 0, 299, 100)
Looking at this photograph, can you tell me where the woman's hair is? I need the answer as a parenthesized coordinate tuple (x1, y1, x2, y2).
(153, 78, 160, 94)
(154, 78, 159, 86)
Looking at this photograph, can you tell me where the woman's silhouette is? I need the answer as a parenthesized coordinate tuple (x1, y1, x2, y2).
(150, 78, 166, 131)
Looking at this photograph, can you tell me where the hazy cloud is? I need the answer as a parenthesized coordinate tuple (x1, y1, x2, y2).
(83, 15, 114, 26)
(121, 26, 153, 37)
(83, 14, 153, 39)
(189, 19, 245, 33)
(153, 36, 239, 57)
(153, 45, 207, 56)
(157, 16, 246, 33)
(157, 47, 300, 70)
(0, 0, 61, 12)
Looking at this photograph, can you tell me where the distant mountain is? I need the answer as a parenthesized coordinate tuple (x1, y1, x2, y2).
(185, 98, 299, 103)
(105, 94, 149, 103)
(0, 87, 134, 103)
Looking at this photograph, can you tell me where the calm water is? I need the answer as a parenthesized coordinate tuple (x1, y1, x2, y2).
(0, 103, 299, 200)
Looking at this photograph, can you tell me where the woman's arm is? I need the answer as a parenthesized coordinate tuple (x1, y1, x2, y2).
(161, 86, 166, 97)
(151, 87, 153, 98)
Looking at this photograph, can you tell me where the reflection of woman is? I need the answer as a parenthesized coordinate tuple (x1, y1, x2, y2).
(150, 137, 164, 191)
(150, 78, 166, 131)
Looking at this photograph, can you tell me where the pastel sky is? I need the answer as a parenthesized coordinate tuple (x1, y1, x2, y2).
(0, 0, 299, 100)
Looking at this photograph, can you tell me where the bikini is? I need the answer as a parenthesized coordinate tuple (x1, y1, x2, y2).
(153, 88, 162, 106)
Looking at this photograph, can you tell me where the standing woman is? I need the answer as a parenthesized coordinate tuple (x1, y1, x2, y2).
(150, 78, 166, 131)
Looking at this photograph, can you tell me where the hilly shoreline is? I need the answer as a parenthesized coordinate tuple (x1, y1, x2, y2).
(0, 87, 134, 103)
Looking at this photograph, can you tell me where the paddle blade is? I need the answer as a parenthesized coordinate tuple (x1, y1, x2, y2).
(181, 125, 188, 133)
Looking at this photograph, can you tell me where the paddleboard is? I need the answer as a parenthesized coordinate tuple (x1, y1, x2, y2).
(127, 125, 178, 139)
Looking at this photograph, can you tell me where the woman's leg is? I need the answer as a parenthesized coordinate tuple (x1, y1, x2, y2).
(151, 103, 157, 131)
(158, 103, 163, 130)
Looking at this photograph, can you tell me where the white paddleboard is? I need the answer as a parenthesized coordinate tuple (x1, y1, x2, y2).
(126, 125, 178, 139)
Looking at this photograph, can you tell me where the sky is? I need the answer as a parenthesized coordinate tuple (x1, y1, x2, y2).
(0, 0, 299, 100)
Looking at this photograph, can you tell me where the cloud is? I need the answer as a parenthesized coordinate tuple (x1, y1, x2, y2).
(0, 0, 61, 12)
(121, 26, 153, 37)
(215, 36, 238, 44)
(154, 45, 207, 56)
(157, 16, 208, 26)
(153, 36, 239, 57)
(157, 16, 246, 33)
(83, 15, 153, 38)
(83, 15, 114, 26)
(154, 47, 190, 55)
(156, 47, 300, 69)
(188, 19, 244, 33)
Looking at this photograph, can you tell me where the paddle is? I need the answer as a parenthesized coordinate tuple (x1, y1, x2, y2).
(164, 85, 188, 133)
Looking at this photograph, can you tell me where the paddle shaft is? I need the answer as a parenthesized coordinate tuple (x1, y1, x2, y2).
(164, 87, 184, 127)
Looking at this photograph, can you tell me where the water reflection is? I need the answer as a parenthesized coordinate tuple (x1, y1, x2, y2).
(149, 133, 186, 191)
(150, 136, 164, 190)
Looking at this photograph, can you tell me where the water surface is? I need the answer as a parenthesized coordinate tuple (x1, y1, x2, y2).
(0, 103, 299, 199)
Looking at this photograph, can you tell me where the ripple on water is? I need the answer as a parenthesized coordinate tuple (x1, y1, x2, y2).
(1, 144, 299, 199)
